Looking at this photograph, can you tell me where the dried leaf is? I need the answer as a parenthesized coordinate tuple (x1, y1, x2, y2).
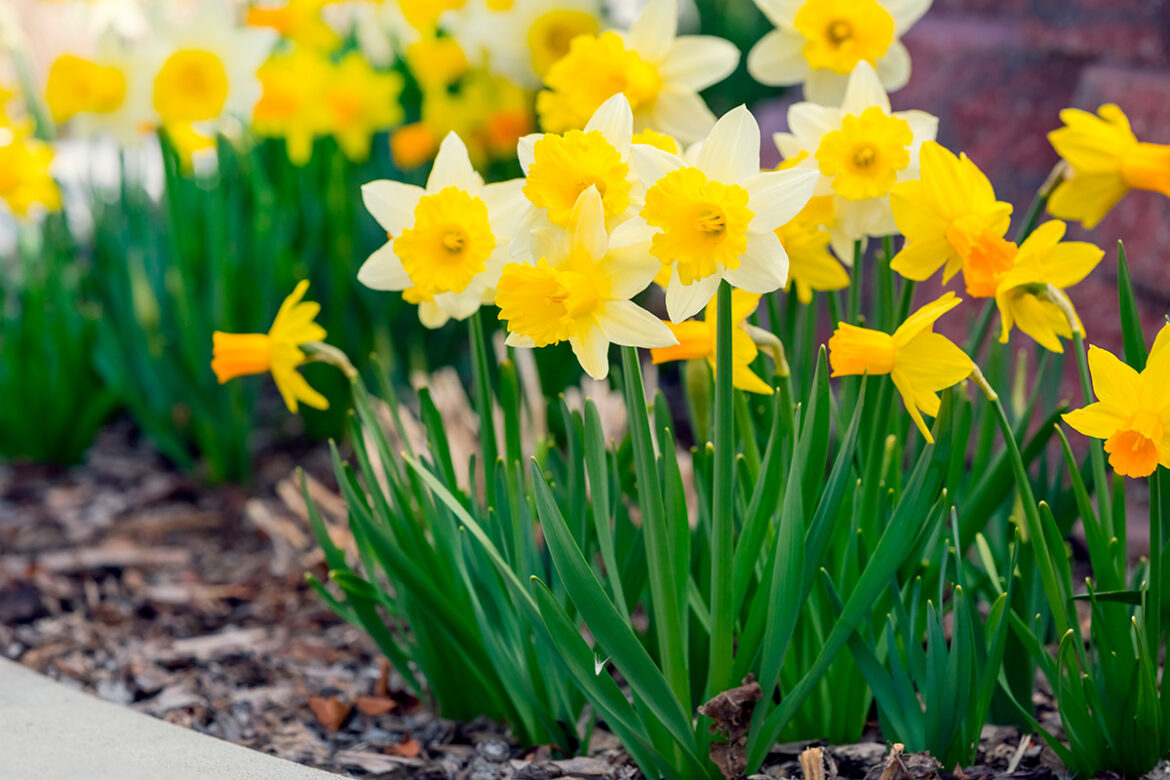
(308, 695, 352, 731)
(386, 737, 421, 758)
(355, 695, 397, 716)
(698, 675, 763, 779)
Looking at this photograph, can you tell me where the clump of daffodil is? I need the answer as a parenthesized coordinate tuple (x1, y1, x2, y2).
(747, 0, 931, 104)
(211, 280, 330, 413)
(635, 104, 819, 322)
(651, 288, 781, 394)
(889, 140, 1014, 286)
(1063, 325, 1170, 478)
(829, 292, 972, 443)
(359, 132, 525, 328)
(775, 195, 849, 303)
(246, 0, 341, 51)
(993, 221, 1103, 353)
(537, 0, 739, 143)
(1047, 104, 1170, 229)
(496, 186, 675, 379)
(774, 62, 937, 262)
(0, 119, 62, 218)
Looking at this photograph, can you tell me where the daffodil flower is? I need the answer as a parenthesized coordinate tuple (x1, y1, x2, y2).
(536, 0, 740, 143)
(651, 289, 776, 394)
(993, 221, 1103, 353)
(246, 0, 341, 51)
(747, 0, 931, 105)
(0, 119, 61, 218)
(43, 35, 154, 145)
(321, 52, 406, 162)
(1063, 326, 1170, 478)
(776, 195, 850, 303)
(828, 292, 973, 443)
(1048, 104, 1170, 229)
(773, 62, 937, 261)
(634, 105, 819, 322)
(495, 186, 675, 379)
(211, 280, 329, 413)
(359, 132, 526, 328)
(889, 140, 1014, 287)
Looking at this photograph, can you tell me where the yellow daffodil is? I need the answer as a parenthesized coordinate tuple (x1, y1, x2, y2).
(412, 68, 533, 168)
(631, 128, 679, 154)
(651, 289, 775, 394)
(247, 0, 341, 51)
(359, 132, 526, 327)
(1063, 326, 1170, 478)
(889, 140, 1014, 286)
(994, 220, 1103, 353)
(211, 280, 329, 413)
(1048, 104, 1170, 229)
(536, 0, 739, 143)
(776, 195, 849, 303)
(392, 122, 440, 169)
(774, 62, 937, 261)
(405, 36, 471, 91)
(636, 104, 819, 321)
(828, 292, 972, 442)
(322, 52, 405, 162)
(253, 47, 332, 164)
(398, 0, 468, 32)
(496, 186, 675, 379)
(748, 0, 931, 104)
(0, 120, 62, 218)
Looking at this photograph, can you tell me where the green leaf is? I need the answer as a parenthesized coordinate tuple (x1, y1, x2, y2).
(1117, 241, 1148, 370)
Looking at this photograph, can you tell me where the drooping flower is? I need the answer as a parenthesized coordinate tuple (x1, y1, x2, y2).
(635, 104, 819, 321)
(1047, 104, 1170, 229)
(747, 0, 931, 104)
(651, 288, 776, 394)
(0, 120, 62, 218)
(889, 140, 1014, 286)
(775, 195, 849, 303)
(536, 0, 739, 143)
(1063, 325, 1170, 478)
(828, 291, 972, 442)
(496, 186, 674, 379)
(211, 280, 329, 413)
(359, 132, 526, 328)
(774, 62, 937, 261)
(993, 221, 1103, 353)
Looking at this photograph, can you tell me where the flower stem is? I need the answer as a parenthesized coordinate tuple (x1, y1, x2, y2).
(469, 309, 498, 506)
(847, 240, 864, 324)
(708, 280, 735, 696)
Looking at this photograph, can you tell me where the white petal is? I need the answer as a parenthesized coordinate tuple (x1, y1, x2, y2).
(658, 36, 740, 92)
(597, 300, 677, 348)
(427, 132, 483, 192)
(773, 131, 808, 161)
(585, 94, 634, 158)
(361, 180, 422, 235)
(505, 332, 537, 348)
(830, 224, 862, 266)
(571, 327, 612, 380)
(603, 243, 660, 299)
(357, 243, 410, 291)
(752, 0, 803, 27)
(608, 216, 656, 250)
(571, 187, 609, 261)
(648, 90, 716, 145)
(483, 179, 528, 236)
(695, 105, 760, 184)
(897, 109, 940, 149)
(803, 68, 849, 106)
(418, 300, 450, 329)
(785, 102, 842, 146)
(840, 62, 891, 115)
(885, 0, 932, 33)
(665, 271, 721, 322)
(631, 144, 686, 187)
(746, 28, 809, 87)
(744, 167, 819, 232)
(625, 0, 677, 62)
(517, 133, 540, 173)
(433, 287, 484, 321)
(875, 40, 912, 93)
(723, 232, 788, 293)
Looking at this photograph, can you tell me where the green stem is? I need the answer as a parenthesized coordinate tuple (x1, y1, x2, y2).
(1149, 472, 1163, 664)
(966, 300, 997, 358)
(879, 235, 896, 330)
(708, 281, 735, 697)
(847, 240, 864, 324)
(469, 310, 498, 506)
(1013, 165, 1061, 244)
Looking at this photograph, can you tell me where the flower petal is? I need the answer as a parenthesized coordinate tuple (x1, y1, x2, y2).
(625, 0, 676, 62)
(571, 327, 612, 380)
(665, 270, 721, 322)
(723, 231, 789, 293)
(362, 179, 422, 235)
(571, 186, 609, 261)
(631, 143, 686, 186)
(659, 36, 740, 91)
(747, 28, 809, 87)
(649, 89, 717, 145)
(695, 104, 760, 184)
(427, 132, 483, 192)
(585, 94, 634, 158)
(597, 300, 678, 348)
(744, 167, 819, 232)
(803, 68, 849, 105)
(358, 243, 410, 291)
(884, 0, 932, 32)
(840, 61, 891, 115)
(875, 40, 912, 93)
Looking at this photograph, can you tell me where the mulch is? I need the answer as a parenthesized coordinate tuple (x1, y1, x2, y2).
(0, 420, 1149, 779)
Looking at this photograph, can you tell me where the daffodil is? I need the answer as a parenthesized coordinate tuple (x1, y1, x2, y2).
(889, 140, 1014, 288)
(634, 104, 819, 322)
(651, 289, 776, 394)
(536, 0, 739, 143)
(43, 37, 153, 144)
(211, 280, 329, 413)
(747, 0, 931, 104)
(828, 292, 972, 442)
(993, 221, 1103, 353)
(405, 36, 471, 91)
(359, 132, 526, 328)
(247, 0, 341, 51)
(774, 62, 937, 261)
(322, 52, 405, 162)
(0, 120, 62, 218)
(496, 186, 675, 379)
(253, 47, 332, 164)
(1047, 104, 1170, 229)
(1063, 326, 1170, 478)
(776, 195, 849, 303)
(397, 0, 468, 32)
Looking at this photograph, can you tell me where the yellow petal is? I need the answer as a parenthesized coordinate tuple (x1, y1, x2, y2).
(892, 291, 962, 346)
(1062, 404, 1125, 439)
(1086, 344, 1140, 409)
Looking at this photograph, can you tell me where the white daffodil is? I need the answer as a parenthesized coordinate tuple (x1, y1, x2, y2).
(772, 62, 937, 262)
(496, 186, 676, 380)
(747, 0, 931, 105)
(632, 105, 820, 322)
(359, 132, 526, 328)
(537, 0, 739, 143)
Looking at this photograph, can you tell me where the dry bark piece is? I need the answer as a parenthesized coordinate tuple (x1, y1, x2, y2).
(698, 675, 763, 779)
(355, 695, 398, 716)
(308, 695, 352, 731)
(386, 737, 422, 758)
(863, 744, 942, 780)
(800, 746, 838, 780)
